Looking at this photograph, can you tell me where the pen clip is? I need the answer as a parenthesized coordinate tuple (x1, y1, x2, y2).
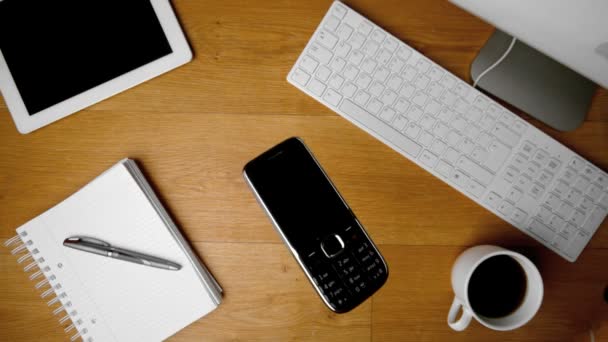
(64, 236, 111, 247)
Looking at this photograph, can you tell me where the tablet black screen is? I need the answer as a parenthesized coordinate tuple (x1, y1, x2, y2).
(0, 0, 173, 115)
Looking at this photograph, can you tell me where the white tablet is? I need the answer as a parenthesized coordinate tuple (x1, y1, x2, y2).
(0, 0, 192, 134)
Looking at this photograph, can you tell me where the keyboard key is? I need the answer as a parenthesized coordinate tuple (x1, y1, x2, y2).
(595, 173, 608, 188)
(402, 65, 417, 81)
(377, 49, 392, 65)
(370, 30, 386, 43)
(387, 75, 404, 91)
(394, 98, 410, 113)
(420, 115, 436, 130)
(412, 92, 429, 107)
(579, 196, 594, 212)
(529, 183, 545, 199)
(546, 158, 562, 173)
(405, 122, 422, 139)
(336, 24, 354, 41)
(559, 223, 578, 240)
(470, 147, 488, 164)
(565, 189, 583, 205)
(456, 156, 494, 186)
(512, 209, 528, 225)
(439, 75, 456, 90)
(485, 140, 511, 173)
(545, 193, 561, 209)
(443, 148, 459, 165)
(307, 78, 327, 96)
(446, 131, 462, 146)
(558, 202, 574, 219)
(388, 57, 406, 74)
(506, 188, 523, 203)
(392, 115, 408, 131)
(435, 160, 453, 178)
(291, 68, 311, 86)
(548, 215, 565, 231)
(329, 74, 345, 89)
(429, 67, 444, 81)
(458, 138, 475, 155)
(342, 82, 357, 98)
(331, 57, 347, 72)
(343, 64, 359, 81)
(551, 234, 569, 251)
(325, 15, 341, 31)
(301, 55, 319, 73)
(466, 180, 486, 199)
(399, 84, 416, 98)
(397, 46, 412, 61)
(318, 29, 339, 49)
(512, 120, 528, 135)
(406, 106, 423, 121)
(361, 58, 377, 74)
(324, 89, 343, 106)
(503, 167, 518, 183)
(537, 170, 554, 188)
(427, 82, 444, 98)
(561, 168, 577, 184)
(419, 150, 439, 168)
(450, 169, 469, 188)
(515, 174, 532, 189)
(383, 37, 399, 52)
(553, 181, 569, 196)
(454, 82, 470, 98)
(366, 98, 383, 114)
(440, 91, 458, 107)
(425, 100, 442, 117)
(355, 73, 372, 89)
(373, 66, 391, 82)
(520, 141, 535, 157)
(484, 192, 502, 209)
(599, 193, 608, 208)
(586, 184, 603, 200)
(416, 59, 431, 73)
(340, 100, 423, 157)
(362, 40, 380, 56)
(568, 157, 585, 173)
(349, 33, 367, 49)
(379, 107, 396, 122)
(529, 220, 555, 242)
(332, 3, 347, 18)
(369, 82, 385, 97)
(348, 50, 365, 65)
(308, 44, 333, 64)
(569, 209, 586, 226)
(581, 206, 607, 234)
(492, 123, 520, 146)
(565, 231, 589, 258)
(573, 176, 591, 193)
(381, 89, 398, 105)
(354, 90, 370, 106)
(316, 65, 332, 82)
(358, 20, 373, 35)
(414, 75, 430, 89)
(430, 139, 447, 155)
(497, 201, 514, 216)
(538, 206, 552, 223)
(418, 131, 434, 147)
(433, 122, 450, 139)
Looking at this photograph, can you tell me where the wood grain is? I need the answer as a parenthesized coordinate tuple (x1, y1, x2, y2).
(1, 0, 607, 341)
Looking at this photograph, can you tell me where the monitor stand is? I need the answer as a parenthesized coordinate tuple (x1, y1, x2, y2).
(471, 30, 597, 132)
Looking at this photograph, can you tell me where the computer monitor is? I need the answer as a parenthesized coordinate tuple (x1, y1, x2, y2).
(449, 0, 608, 131)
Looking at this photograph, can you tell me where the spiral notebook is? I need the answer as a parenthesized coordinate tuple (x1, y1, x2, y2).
(4, 159, 222, 342)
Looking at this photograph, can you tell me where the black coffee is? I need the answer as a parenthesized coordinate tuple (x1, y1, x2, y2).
(467, 255, 527, 318)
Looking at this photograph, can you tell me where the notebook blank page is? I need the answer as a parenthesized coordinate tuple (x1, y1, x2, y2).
(18, 163, 215, 341)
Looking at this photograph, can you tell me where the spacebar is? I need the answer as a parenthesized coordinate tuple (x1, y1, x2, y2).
(340, 100, 422, 157)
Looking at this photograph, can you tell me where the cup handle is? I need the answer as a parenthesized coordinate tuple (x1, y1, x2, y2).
(447, 297, 473, 331)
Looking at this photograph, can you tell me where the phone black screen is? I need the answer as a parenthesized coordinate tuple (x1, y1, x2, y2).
(245, 138, 354, 252)
(0, 0, 172, 115)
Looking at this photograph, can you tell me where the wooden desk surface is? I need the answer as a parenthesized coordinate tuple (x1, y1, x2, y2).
(1, 1, 607, 341)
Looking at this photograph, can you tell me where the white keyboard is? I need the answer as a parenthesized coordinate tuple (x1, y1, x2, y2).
(287, 1, 608, 262)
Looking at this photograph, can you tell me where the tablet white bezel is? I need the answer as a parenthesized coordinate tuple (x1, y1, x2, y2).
(0, 0, 192, 134)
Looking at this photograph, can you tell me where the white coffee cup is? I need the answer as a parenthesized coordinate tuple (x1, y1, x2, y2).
(447, 245, 543, 331)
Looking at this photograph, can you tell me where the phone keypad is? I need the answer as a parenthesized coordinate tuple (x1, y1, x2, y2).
(306, 223, 388, 312)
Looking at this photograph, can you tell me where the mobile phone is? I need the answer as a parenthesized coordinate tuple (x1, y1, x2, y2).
(243, 137, 388, 313)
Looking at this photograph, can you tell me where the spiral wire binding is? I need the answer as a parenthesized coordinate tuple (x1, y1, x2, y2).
(5, 233, 90, 342)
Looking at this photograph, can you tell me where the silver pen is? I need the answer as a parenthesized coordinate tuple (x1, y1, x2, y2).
(63, 236, 181, 271)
